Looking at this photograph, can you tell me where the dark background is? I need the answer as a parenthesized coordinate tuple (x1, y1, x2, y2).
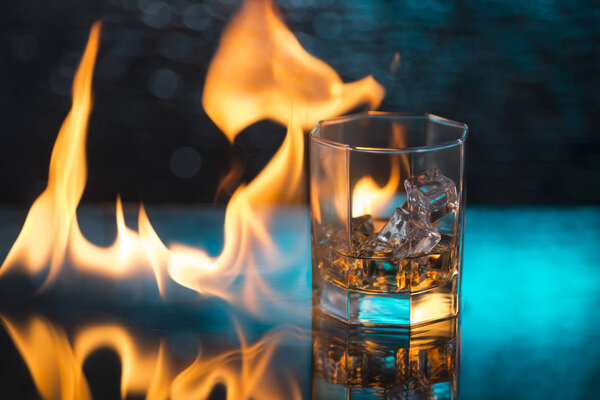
(0, 0, 598, 205)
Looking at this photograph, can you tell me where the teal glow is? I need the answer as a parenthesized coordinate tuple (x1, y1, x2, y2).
(460, 207, 600, 399)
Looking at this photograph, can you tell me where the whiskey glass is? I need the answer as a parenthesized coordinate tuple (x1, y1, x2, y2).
(310, 112, 468, 326)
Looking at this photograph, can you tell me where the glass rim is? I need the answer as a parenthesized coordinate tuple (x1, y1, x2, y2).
(309, 111, 468, 154)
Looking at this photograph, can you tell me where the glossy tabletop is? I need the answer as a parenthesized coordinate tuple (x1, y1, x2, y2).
(0, 205, 598, 399)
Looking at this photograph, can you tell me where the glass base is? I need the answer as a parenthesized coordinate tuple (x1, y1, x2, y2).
(310, 310, 459, 399)
(313, 272, 459, 326)
(312, 371, 457, 400)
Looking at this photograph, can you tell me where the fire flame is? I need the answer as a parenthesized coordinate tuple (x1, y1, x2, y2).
(0, 1, 388, 398)
(351, 123, 409, 217)
(1, 314, 306, 400)
(0, 21, 101, 287)
(0, 21, 173, 296)
(0, 0, 385, 308)
(202, 0, 384, 141)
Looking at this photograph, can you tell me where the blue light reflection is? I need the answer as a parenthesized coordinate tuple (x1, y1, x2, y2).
(460, 207, 600, 399)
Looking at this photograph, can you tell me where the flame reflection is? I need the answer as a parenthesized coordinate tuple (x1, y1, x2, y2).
(0, 312, 308, 400)
(352, 122, 409, 218)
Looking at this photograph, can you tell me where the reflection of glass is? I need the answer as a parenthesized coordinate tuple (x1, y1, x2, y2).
(310, 112, 468, 326)
(311, 311, 460, 399)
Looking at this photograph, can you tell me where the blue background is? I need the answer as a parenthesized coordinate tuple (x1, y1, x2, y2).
(460, 207, 600, 398)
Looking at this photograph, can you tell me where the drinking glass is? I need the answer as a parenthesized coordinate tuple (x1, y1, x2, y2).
(310, 112, 468, 326)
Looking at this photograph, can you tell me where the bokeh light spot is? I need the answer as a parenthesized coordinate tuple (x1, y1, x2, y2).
(169, 146, 202, 178)
(143, 1, 172, 29)
(183, 3, 212, 31)
(148, 68, 179, 99)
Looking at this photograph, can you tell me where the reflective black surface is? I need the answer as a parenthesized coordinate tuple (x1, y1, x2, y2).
(0, 206, 599, 399)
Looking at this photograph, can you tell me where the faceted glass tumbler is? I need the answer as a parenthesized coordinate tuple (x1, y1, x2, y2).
(310, 112, 468, 326)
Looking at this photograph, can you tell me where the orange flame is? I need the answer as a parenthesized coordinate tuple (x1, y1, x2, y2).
(0, 22, 175, 299)
(351, 122, 409, 217)
(167, 0, 383, 302)
(167, 118, 304, 303)
(0, 0, 385, 309)
(1, 314, 306, 400)
(169, 323, 305, 400)
(0, 2, 388, 397)
(202, 0, 384, 141)
(0, 21, 101, 287)
(1, 315, 91, 400)
(214, 154, 244, 203)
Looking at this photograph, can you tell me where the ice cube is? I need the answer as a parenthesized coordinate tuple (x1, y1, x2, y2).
(359, 234, 393, 259)
(352, 214, 374, 236)
(377, 207, 441, 258)
(392, 218, 441, 258)
(351, 214, 375, 248)
(435, 213, 456, 236)
(404, 168, 458, 222)
(377, 207, 410, 246)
